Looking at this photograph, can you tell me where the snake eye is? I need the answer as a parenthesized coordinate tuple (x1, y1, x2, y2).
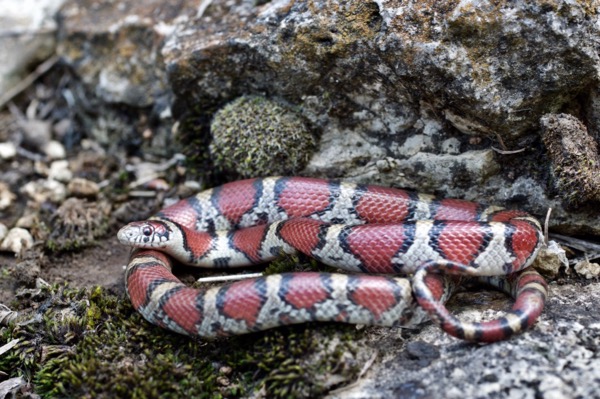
(142, 226, 153, 236)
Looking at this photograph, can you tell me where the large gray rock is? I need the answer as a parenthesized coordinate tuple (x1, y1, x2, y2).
(57, 0, 200, 108)
(56, 0, 204, 153)
(162, 0, 600, 234)
(40, 1, 600, 397)
(167, 0, 598, 136)
(0, 0, 65, 104)
(56, 0, 600, 234)
(327, 281, 600, 399)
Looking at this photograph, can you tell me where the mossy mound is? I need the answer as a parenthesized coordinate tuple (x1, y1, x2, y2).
(210, 96, 317, 178)
(40, 198, 110, 252)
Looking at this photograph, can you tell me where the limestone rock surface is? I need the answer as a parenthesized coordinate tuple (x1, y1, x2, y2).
(161, 0, 600, 234)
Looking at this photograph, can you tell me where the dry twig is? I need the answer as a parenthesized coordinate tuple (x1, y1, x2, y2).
(491, 146, 527, 155)
(196, 272, 263, 283)
(0, 55, 60, 109)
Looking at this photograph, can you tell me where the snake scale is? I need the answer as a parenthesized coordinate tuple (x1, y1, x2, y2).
(118, 176, 548, 342)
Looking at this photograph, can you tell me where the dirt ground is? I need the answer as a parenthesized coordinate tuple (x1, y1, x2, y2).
(0, 234, 129, 305)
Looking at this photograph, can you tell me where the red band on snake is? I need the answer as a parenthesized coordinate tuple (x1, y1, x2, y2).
(118, 176, 548, 342)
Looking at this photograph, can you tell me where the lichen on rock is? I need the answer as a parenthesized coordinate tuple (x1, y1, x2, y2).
(209, 95, 317, 178)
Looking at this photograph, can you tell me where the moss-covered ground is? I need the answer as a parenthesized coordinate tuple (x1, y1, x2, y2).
(0, 255, 368, 398)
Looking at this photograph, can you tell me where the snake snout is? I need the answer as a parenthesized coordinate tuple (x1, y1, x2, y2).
(117, 227, 131, 244)
(117, 225, 144, 246)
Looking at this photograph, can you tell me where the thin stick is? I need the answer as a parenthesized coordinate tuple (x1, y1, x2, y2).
(543, 207, 552, 246)
(0, 339, 19, 356)
(549, 233, 600, 253)
(494, 133, 508, 151)
(196, 272, 263, 283)
(0, 55, 60, 110)
(357, 351, 378, 379)
(15, 146, 47, 162)
(126, 190, 158, 198)
(491, 146, 527, 155)
(196, 0, 214, 18)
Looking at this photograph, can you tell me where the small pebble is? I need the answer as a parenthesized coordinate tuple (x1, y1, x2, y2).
(533, 241, 568, 277)
(144, 178, 170, 191)
(21, 179, 67, 203)
(67, 177, 100, 198)
(406, 341, 440, 362)
(0, 227, 34, 255)
(16, 213, 38, 229)
(48, 160, 73, 182)
(183, 180, 201, 191)
(34, 161, 50, 176)
(19, 119, 52, 149)
(43, 140, 66, 160)
(216, 376, 230, 386)
(0, 142, 17, 160)
(53, 118, 72, 139)
(178, 181, 201, 198)
(441, 138, 461, 155)
(469, 136, 483, 145)
(0, 182, 16, 210)
(80, 139, 106, 155)
(574, 260, 600, 279)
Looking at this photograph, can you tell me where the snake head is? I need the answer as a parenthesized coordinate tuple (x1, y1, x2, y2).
(117, 221, 172, 248)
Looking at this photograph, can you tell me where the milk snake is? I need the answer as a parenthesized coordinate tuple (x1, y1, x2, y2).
(118, 176, 548, 342)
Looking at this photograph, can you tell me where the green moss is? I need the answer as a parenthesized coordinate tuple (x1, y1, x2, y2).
(210, 96, 317, 178)
(1, 282, 368, 398)
(0, 284, 219, 398)
(263, 252, 337, 276)
(226, 325, 363, 398)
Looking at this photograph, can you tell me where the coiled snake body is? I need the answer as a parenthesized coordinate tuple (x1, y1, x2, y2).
(118, 176, 548, 342)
